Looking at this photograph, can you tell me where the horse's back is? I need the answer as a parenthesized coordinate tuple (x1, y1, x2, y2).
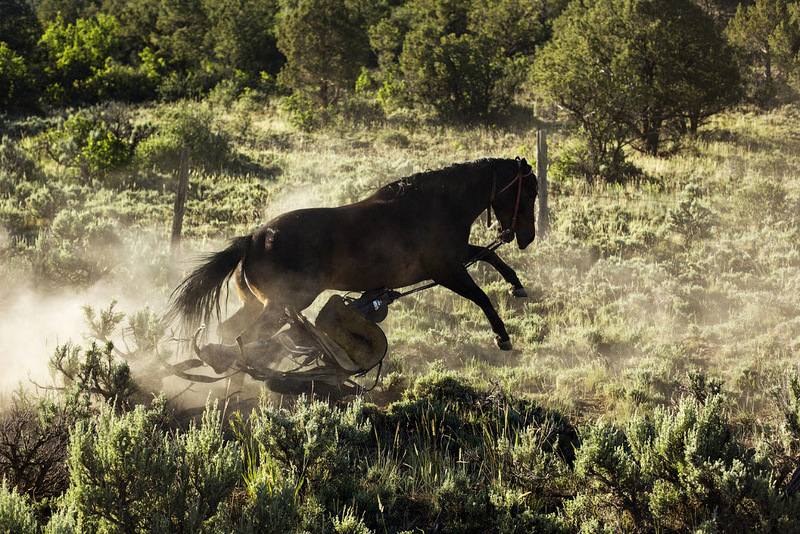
(246, 197, 462, 292)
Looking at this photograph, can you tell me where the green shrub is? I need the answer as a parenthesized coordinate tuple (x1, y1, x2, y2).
(666, 184, 716, 249)
(376, 129, 410, 149)
(565, 394, 800, 532)
(0, 135, 39, 197)
(231, 454, 299, 533)
(63, 398, 241, 533)
(0, 42, 30, 110)
(375, 69, 410, 113)
(736, 179, 800, 229)
(332, 506, 373, 534)
(550, 139, 643, 185)
(134, 102, 232, 172)
(369, 368, 574, 531)
(23, 183, 84, 221)
(125, 306, 168, 356)
(43, 505, 77, 534)
(38, 14, 139, 104)
(0, 480, 38, 534)
(64, 398, 174, 532)
(206, 78, 246, 112)
(777, 372, 800, 439)
(78, 299, 173, 395)
(172, 403, 243, 529)
(31, 208, 120, 286)
(334, 96, 385, 130)
(250, 396, 372, 510)
(50, 341, 138, 410)
(81, 299, 125, 342)
(37, 105, 148, 185)
(389, 366, 578, 460)
(282, 92, 323, 132)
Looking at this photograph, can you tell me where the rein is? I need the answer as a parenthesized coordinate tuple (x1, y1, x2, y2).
(394, 228, 513, 300)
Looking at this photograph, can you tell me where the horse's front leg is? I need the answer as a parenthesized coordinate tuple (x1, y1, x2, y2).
(467, 245, 527, 298)
(436, 266, 513, 350)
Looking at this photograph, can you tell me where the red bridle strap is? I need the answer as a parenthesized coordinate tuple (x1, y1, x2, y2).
(489, 166, 532, 233)
(510, 169, 525, 232)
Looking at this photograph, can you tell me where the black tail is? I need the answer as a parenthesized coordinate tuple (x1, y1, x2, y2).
(168, 235, 251, 330)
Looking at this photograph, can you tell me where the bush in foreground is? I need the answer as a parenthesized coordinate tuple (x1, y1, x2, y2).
(5, 359, 800, 532)
(564, 394, 800, 532)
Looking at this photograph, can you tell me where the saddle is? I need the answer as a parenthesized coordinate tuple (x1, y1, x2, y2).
(166, 291, 394, 391)
(293, 294, 387, 373)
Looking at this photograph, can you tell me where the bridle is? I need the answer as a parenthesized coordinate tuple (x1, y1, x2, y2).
(487, 160, 534, 238)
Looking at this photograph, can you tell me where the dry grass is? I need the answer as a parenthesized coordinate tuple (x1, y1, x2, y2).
(151, 100, 799, 426)
(1, 98, 798, 427)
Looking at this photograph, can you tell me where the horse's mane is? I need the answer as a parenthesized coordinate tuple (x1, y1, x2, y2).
(373, 158, 497, 201)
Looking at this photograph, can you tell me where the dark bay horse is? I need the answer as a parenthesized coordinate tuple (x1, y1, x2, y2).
(170, 157, 537, 349)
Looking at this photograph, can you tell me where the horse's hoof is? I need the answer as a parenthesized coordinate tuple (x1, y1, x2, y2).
(495, 336, 513, 351)
(509, 286, 528, 298)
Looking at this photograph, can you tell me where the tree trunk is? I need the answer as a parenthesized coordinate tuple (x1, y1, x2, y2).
(689, 114, 700, 136)
(171, 145, 190, 259)
(764, 44, 772, 86)
(643, 115, 662, 156)
(536, 130, 549, 239)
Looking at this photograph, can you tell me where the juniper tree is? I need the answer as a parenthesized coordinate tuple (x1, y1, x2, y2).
(276, 0, 373, 106)
(533, 0, 742, 179)
(727, 0, 800, 97)
(397, 0, 549, 119)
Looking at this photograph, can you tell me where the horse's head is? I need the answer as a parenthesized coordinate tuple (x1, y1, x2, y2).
(491, 157, 537, 249)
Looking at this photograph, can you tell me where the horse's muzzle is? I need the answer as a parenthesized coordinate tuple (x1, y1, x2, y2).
(518, 239, 533, 250)
(517, 233, 535, 250)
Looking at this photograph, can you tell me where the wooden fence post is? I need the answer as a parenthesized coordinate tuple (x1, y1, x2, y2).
(536, 130, 549, 239)
(171, 145, 190, 259)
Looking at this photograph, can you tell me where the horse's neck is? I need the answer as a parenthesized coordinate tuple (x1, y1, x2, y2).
(436, 165, 493, 224)
(410, 167, 492, 225)
(378, 163, 494, 224)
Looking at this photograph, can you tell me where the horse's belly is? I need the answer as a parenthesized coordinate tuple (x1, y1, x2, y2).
(262, 206, 465, 292)
(327, 245, 448, 291)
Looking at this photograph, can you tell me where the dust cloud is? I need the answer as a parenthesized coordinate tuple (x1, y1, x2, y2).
(0, 281, 166, 395)
(263, 181, 330, 219)
(0, 183, 330, 402)
(0, 223, 173, 396)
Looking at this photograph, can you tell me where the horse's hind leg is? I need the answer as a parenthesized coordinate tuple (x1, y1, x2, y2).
(219, 264, 264, 343)
(468, 245, 527, 298)
(244, 289, 319, 343)
(220, 301, 263, 343)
